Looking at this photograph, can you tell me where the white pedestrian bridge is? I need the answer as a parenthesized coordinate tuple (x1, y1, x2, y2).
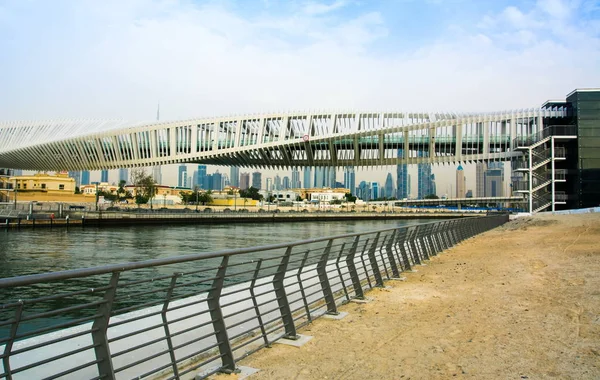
(0, 108, 568, 171)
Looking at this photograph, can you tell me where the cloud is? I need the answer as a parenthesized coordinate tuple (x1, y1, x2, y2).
(302, 1, 347, 15)
(0, 0, 598, 124)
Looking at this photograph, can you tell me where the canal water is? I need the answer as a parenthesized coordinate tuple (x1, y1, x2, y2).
(0, 219, 432, 336)
(0, 219, 430, 279)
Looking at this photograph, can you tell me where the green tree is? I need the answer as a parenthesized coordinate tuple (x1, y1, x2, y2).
(131, 169, 158, 209)
(74, 186, 81, 194)
(198, 190, 213, 205)
(344, 193, 357, 202)
(424, 194, 439, 199)
(239, 187, 263, 201)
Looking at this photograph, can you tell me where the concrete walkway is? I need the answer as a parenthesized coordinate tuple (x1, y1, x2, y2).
(214, 213, 600, 379)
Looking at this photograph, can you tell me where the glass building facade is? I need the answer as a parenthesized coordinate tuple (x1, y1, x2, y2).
(567, 90, 600, 208)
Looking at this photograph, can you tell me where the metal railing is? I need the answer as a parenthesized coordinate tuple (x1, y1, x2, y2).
(513, 125, 577, 148)
(0, 215, 508, 380)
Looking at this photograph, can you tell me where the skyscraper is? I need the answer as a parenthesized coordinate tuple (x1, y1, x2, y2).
(252, 172, 262, 189)
(357, 181, 370, 201)
(396, 149, 408, 199)
(314, 167, 325, 188)
(212, 171, 223, 191)
(240, 172, 250, 190)
(291, 169, 301, 189)
(152, 166, 162, 185)
(197, 165, 207, 188)
(230, 166, 239, 187)
(266, 178, 273, 192)
(371, 182, 379, 200)
(417, 151, 434, 199)
(100, 169, 109, 183)
(81, 170, 90, 186)
(303, 167, 311, 189)
(476, 162, 486, 197)
(485, 162, 504, 197)
(343, 167, 356, 194)
(178, 164, 187, 188)
(456, 165, 466, 198)
(384, 173, 394, 199)
(119, 168, 128, 184)
(274, 175, 282, 190)
(328, 167, 336, 188)
(68, 171, 81, 187)
(282, 176, 290, 189)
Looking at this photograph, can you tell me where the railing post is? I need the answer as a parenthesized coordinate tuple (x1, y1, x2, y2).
(297, 250, 312, 322)
(162, 273, 181, 379)
(346, 236, 365, 299)
(273, 246, 298, 339)
(408, 226, 422, 265)
(359, 238, 373, 289)
(2, 302, 23, 380)
(395, 228, 412, 271)
(207, 256, 238, 373)
(368, 232, 384, 287)
(385, 230, 400, 278)
(418, 224, 431, 260)
(250, 259, 270, 347)
(334, 243, 350, 301)
(317, 239, 338, 314)
(91, 271, 120, 380)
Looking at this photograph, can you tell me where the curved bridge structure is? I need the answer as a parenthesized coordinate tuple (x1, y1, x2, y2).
(0, 108, 568, 171)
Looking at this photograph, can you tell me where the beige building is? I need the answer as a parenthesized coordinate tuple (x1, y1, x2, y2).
(12, 172, 75, 193)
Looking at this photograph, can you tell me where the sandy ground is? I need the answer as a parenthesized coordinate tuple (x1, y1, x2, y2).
(213, 213, 600, 380)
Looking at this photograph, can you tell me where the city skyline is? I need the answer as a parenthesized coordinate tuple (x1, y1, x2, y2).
(66, 161, 510, 199)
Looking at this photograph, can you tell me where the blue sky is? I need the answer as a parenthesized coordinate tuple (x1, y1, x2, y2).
(1, 0, 599, 190)
(1, 0, 598, 120)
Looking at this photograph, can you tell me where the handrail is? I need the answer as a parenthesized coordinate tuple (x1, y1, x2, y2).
(0, 215, 508, 380)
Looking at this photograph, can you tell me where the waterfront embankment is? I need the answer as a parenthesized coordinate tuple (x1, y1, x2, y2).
(0, 210, 478, 228)
(221, 213, 600, 379)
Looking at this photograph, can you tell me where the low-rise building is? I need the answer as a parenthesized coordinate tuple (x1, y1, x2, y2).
(12, 172, 75, 193)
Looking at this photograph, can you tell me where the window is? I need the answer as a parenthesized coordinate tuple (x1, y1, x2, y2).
(41, 184, 46, 189)
(59, 184, 65, 190)
(23, 184, 27, 189)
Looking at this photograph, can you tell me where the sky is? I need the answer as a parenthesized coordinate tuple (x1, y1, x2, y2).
(1, 0, 599, 194)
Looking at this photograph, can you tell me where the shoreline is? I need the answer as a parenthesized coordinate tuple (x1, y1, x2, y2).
(0, 211, 478, 228)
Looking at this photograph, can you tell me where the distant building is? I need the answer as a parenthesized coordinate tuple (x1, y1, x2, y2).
(240, 172, 250, 190)
(266, 178, 273, 192)
(291, 168, 301, 189)
(100, 169, 109, 183)
(282, 176, 290, 190)
(81, 170, 90, 186)
(212, 171, 223, 191)
(343, 166, 356, 195)
(466, 189, 473, 198)
(197, 165, 207, 189)
(384, 173, 394, 199)
(252, 171, 262, 190)
(303, 167, 311, 189)
(152, 166, 162, 185)
(417, 151, 434, 198)
(476, 162, 486, 197)
(274, 175, 282, 190)
(178, 164, 187, 188)
(68, 171, 81, 187)
(370, 182, 379, 200)
(456, 165, 466, 198)
(230, 166, 239, 188)
(357, 181, 370, 201)
(119, 168, 128, 184)
(396, 149, 408, 199)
